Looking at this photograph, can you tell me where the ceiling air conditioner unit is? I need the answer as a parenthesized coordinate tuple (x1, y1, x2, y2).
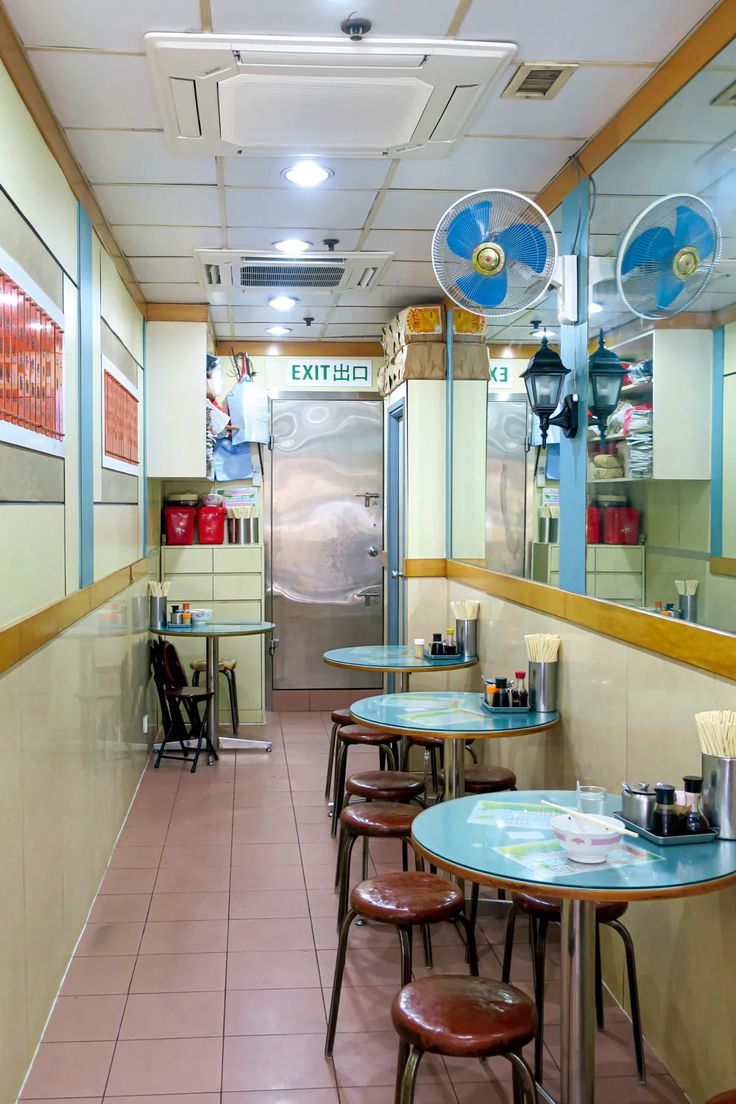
(195, 249, 394, 305)
(145, 33, 516, 159)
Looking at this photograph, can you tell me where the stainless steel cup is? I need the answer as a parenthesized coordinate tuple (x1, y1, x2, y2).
(528, 661, 558, 712)
(150, 596, 167, 630)
(227, 518, 246, 544)
(455, 619, 478, 660)
(702, 753, 736, 838)
(622, 790, 656, 830)
(679, 595, 698, 623)
(539, 517, 559, 543)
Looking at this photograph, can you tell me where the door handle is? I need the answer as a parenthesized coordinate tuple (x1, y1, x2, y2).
(390, 570, 405, 579)
(368, 546, 380, 557)
(356, 588, 382, 607)
(355, 492, 380, 507)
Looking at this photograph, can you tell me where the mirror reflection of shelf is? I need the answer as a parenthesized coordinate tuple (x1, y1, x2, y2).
(620, 380, 653, 399)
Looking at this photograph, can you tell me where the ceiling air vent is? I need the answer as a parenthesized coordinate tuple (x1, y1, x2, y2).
(195, 249, 393, 305)
(502, 62, 577, 101)
(712, 78, 736, 107)
(145, 33, 516, 158)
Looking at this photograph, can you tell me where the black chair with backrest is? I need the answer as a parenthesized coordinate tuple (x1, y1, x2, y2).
(150, 639, 217, 773)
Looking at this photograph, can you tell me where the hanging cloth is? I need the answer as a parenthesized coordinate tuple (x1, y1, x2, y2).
(226, 378, 269, 445)
(213, 437, 254, 482)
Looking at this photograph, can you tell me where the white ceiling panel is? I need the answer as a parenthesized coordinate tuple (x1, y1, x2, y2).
(139, 282, 206, 302)
(363, 229, 433, 262)
(379, 261, 439, 289)
(391, 137, 580, 193)
(113, 225, 222, 256)
(129, 257, 199, 283)
(459, 0, 717, 64)
(330, 306, 401, 323)
(210, 0, 458, 37)
(709, 40, 736, 69)
(634, 69, 736, 144)
(230, 322, 334, 338)
(4, 0, 201, 49)
(229, 306, 332, 324)
(66, 131, 216, 186)
(324, 323, 385, 337)
(27, 52, 160, 128)
(225, 188, 376, 229)
(469, 65, 652, 140)
(371, 190, 469, 231)
(227, 227, 362, 251)
(224, 157, 391, 191)
(590, 194, 675, 236)
(95, 185, 220, 226)
(593, 141, 718, 197)
(337, 287, 440, 308)
(209, 306, 229, 323)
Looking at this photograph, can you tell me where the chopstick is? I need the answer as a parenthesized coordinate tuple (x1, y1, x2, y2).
(539, 798, 639, 838)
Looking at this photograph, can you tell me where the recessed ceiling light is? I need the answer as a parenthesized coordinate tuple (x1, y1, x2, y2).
(273, 238, 312, 254)
(531, 325, 557, 339)
(266, 325, 292, 336)
(589, 301, 604, 315)
(501, 346, 514, 358)
(269, 295, 298, 311)
(282, 160, 332, 187)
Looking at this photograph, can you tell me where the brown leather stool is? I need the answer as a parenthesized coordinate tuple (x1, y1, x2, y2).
(438, 763, 517, 797)
(190, 657, 239, 733)
(325, 872, 479, 1057)
(392, 974, 538, 1104)
(707, 1093, 736, 1103)
(403, 733, 478, 788)
(346, 770, 425, 803)
(502, 891, 645, 1084)
(330, 728, 403, 837)
(335, 802, 423, 925)
(325, 708, 352, 799)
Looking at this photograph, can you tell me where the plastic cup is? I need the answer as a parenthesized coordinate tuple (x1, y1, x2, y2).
(578, 785, 607, 815)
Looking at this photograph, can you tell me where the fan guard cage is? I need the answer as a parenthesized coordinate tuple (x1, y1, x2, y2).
(431, 188, 558, 317)
(616, 194, 722, 320)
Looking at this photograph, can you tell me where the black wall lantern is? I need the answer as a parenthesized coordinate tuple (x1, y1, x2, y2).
(521, 337, 579, 447)
(588, 330, 626, 442)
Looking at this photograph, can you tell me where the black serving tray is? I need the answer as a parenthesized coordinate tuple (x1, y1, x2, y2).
(480, 696, 528, 715)
(613, 811, 717, 846)
(423, 648, 464, 662)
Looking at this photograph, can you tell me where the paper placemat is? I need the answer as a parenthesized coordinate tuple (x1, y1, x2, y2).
(468, 799, 555, 829)
(494, 838, 662, 878)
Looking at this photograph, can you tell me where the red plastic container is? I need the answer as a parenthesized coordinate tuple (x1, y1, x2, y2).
(197, 504, 226, 545)
(587, 506, 601, 544)
(164, 506, 196, 545)
(603, 507, 640, 546)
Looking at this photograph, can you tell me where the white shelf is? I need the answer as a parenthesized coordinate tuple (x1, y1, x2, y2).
(621, 381, 653, 399)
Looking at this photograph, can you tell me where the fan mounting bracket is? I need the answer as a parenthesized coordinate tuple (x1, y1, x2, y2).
(551, 254, 578, 325)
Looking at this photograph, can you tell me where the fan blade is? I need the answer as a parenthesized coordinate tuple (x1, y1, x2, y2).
(621, 226, 674, 275)
(655, 268, 684, 311)
(456, 269, 508, 309)
(673, 204, 715, 259)
(446, 201, 492, 259)
(494, 223, 548, 273)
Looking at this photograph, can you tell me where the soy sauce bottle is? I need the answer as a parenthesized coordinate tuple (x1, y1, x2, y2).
(682, 776, 710, 835)
(651, 783, 680, 837)
(429, 633, 443, 656)
(492, 677, 511, 708)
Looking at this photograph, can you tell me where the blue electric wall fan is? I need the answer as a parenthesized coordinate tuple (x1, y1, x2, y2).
(616, 194, 721, 319)
(432, 189, 559, 317)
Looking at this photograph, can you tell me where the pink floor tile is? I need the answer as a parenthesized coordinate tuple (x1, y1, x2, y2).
(109, 844, 163, 868)
(228, 916, 316, 952)
(42, 994, 126, 1042)
(88, 893, 151, 923)
(317, 946, 404, 989)
(300, 842, 342, 865)
(60, 955, 136, 996)
(230, 864, 306, 891)
(229, 888, 310, 919)
(307, 890, 340, 918)
(130, 951, 227, 993)
(148, 890, 229, 921)
(225, 987, 326, 1035)
(222, 1033, 336, 1091)
(119, 990, 225, 1039)
(140, 918, 228, 955)
(100, 867, 158, 894)
(232, 842, 302, 866)
(106, 1036, 223, 1095)
(107, 1097, 220, 1104)
(227, 949, 321, 989)
(20, 1041, 115, 1098)
(222, 1092, 339, 1104)
(154, 865, 231, 893)
(331, 1030, 450, 1088)
(303, 864, 340, 890)
(160, 844, 232, 868)
(340, 1088, 456, 1104)
(545, 1019, 665, 1079)
(118, 826, 169, 847)
(233, 789, 295, 808)
(322, 984, 397, 1033)
(75, 920, 144, 956)
(592, 1075, 689, 1103)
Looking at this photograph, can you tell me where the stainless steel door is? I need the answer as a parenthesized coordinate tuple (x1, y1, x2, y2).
(270, 396, 383, 690)
(485, 397, 529, 577)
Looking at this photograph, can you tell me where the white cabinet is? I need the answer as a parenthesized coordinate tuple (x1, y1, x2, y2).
(532, 542, 645, 605)
(147, 321, 207, 478)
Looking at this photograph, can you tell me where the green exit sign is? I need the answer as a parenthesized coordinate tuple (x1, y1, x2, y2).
(289, 360, 372, 388)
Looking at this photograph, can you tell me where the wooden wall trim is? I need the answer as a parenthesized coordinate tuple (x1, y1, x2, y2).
(710, 557, 736, 579)
(536, 0, 736, 214)
(0, 5, 145, 309)
(0, 557, 150, 676)
(447, 559, 736, 682)
(216, 341, 385, 357)
(145, 303, 210, 323)
(404, 558, 448, 578)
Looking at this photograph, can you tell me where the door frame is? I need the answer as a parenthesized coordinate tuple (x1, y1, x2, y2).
(386, 395, 406, 650)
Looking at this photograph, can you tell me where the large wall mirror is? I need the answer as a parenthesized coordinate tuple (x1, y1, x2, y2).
(451, 37, 736, 637)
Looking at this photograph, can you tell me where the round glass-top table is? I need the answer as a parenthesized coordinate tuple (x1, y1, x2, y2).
(412, 790, 736, 1103)
(350, 691, 558, 798)
(323, 645, 477, 693)
(153, 622, 274, 752)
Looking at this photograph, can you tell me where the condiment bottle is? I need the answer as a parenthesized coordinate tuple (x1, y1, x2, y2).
(170, 604, 181, 625)
(484, 682, 496, 705)
(430, 633, 443, 656)
(511, 671, 528, 708)
(651, 783, 680, 837)
(443, 628, 457, 655)
(414, 638, 425, 658)
(492, 677, 511, 708)
(182, 601, 191, 625)
(682, 776, 710, 835)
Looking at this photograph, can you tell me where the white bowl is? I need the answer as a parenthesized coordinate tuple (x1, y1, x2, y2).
(550, 813, 623, 864)
(191, 608, 213, 624)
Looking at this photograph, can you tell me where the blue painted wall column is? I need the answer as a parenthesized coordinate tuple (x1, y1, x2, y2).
(711, 325, 725, 557)
(77, 205, 94, 586)
(558, 180, 590, 594)
(445, 307, 454, 558)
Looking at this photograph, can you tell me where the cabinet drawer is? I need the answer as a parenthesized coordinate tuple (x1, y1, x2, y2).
(166, 574, 214, 601)
(546, 547, 595, 573)
(213, 547, 262, 573)
(592, 573, 643, 602)
(593, 546, 644, 573)
(214, 574, 262, 601)
(163, 547, 213, 574)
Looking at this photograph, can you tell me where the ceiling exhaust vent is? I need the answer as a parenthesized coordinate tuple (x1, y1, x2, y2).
(502, 62, 577, 101)
(195, 249, 393, 305)
(145, 33, 516, 158)
(712, 78, 736, 107)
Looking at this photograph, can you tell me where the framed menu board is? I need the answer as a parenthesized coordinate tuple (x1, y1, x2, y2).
(102, 354, 139, 476)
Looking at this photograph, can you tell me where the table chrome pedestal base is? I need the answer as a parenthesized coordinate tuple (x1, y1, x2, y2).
(218, 735, 272, 752)
(560, 898, 596, 1104)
